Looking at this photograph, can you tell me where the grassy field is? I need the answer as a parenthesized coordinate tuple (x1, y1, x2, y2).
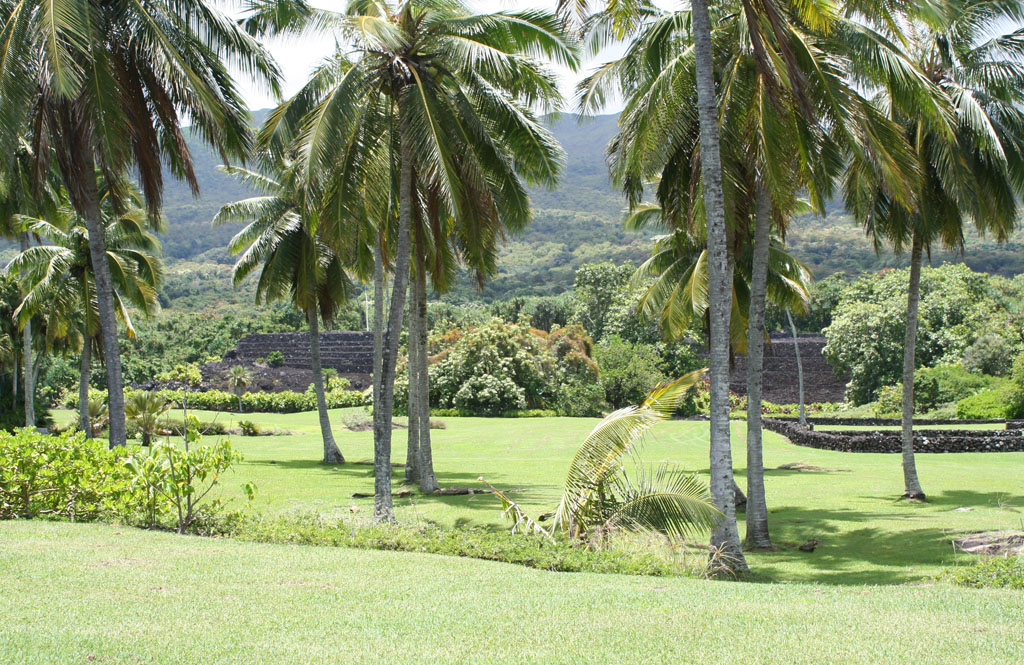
(48, 408, 1024, 584)
(2, 519, 1023, 665)
(6, 410, 1020, 664)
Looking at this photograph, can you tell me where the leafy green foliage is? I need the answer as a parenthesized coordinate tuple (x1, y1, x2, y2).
(943, 557, 1024, 590)
(125, 391, 171, 446)
(265, 351, 285, 368)
(426, 320, 601, 416)
(595, 337, 668, 409)
(824, 265, 1022, 404)
(548, 374, 721, 542)
(125, 435, 244, 533)
(0, 430, 133, 520)
(955, 385, 1014, 419)
(963, 335, 1015, 377)
(224, 513, 695, 577)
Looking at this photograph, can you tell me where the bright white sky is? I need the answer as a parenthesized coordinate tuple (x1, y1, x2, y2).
(236, 0, 664, 112)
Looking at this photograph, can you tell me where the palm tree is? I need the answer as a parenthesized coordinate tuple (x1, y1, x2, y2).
(247, 0, 577, 520)
(0, 141, 60, 428)
(215, 160, 351, 464)
(125, 390, 170, 446)
(226, 366, 253, 414)
(845, 0, 1024, 499)
(570, 0, 927, 561)
(0, 0, 280, 447)
(484, 372, 722, 544)
(6, 187, 163, 436)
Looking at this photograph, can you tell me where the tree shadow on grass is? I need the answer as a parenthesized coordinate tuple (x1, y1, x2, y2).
(747, 505, 968, 586)
(245, 458, 555, 519)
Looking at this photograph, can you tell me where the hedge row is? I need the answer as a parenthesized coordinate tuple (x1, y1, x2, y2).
(68, 386, 368, 414)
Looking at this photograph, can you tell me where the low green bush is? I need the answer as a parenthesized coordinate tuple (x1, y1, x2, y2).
(0, 430, 135, 520)
(238, 420, 261, 436)
(0, 428, 249, 533)
(266, 351, 285, 368)
(221, 513, 699, 577)
(943, 556, 1024, 590)
(956, 384, 1014, 419)
(430, 408, 556, 418)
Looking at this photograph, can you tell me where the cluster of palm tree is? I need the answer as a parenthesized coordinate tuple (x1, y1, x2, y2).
(2, 0, 1022, 568)
(564, 0, 1024, 570)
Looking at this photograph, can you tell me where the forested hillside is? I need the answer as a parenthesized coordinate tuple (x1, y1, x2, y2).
(5, 111, 1015, 310)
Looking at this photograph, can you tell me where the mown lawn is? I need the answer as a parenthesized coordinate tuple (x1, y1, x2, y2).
(49, 408, 1024, 585)
(1, 520, 1023, 665)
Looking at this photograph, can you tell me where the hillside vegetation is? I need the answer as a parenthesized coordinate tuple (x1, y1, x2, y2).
(140, 111, 1024, 308)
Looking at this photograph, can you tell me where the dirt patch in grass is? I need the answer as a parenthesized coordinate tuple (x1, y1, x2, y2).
(953, 531, 1024, 556)
(343, 420, 407, 432)
(775, 462, 852, 473)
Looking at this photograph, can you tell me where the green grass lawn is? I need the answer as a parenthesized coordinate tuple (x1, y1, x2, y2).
(2, 520, 1023, 665)
(9, 410, 1021, 664)
(50, 408, 1024, 585)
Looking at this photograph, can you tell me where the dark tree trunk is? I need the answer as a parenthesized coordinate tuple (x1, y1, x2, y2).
(405, 263, 420, 483)
(373, 127, 414, 523)
(787, 311, 806, 425)
(901, 235, 925, 500)
(690, 0, 748, 573)
(414, 231, 438, 493)
(68, 140, 127, 447)
(744, 181, 772, 549)
(20, 233, 34, 428)
(309, 306, 344, 464)
(80, 337, 91, 437)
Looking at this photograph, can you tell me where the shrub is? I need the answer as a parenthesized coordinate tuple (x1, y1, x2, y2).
(963, 334, 1016, 376)
(125, 390, 171, 446)
(824, 264, 1016, 404)
(917, 364, 997, 405)
(238, 420, 261, 436)
(956, 384, 1013, 419)
(556, 380, 606, 417)
(124, 420, 248, 533)
(266, 350, 285, 368)
(0, 430, 135, 520)
(676, 378, 710, 417)
(595, 337, 667, 409)
(874, 384, 903, 417)
(160, 418, 230, 436)
(943, 556, 1024, 590)
(224, 513, 698, 577)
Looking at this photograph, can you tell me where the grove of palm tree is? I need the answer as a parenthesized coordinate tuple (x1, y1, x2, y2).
(1, 0, 1023, 661)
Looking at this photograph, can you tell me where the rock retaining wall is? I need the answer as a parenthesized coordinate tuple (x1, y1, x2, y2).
(729, 334, 848, 403)
(763, 418, 1024, 453)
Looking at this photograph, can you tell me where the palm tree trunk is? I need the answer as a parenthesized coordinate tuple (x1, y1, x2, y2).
(744, 182, 772, 549)
(787, 311, 806, 425)
(80, 338, 91, 437)
(309, 306, 344, 464)
(373, 129, 415, 523)
(690, 0, 748, 573)
(405, 264, 420, 483)
(373, 231, 385, 425)
(19, 233, 35, 428)
(76, 156, 127, 448)
(901, 235, 925, 500)
(414, 234, 438, 493)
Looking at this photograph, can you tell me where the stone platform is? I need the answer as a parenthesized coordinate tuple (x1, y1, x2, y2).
(729, 333, 848, 404)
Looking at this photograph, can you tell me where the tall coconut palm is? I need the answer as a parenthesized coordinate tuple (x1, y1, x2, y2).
(246, 0, 577, 520)
(845, 0, 1024, 499)
(0, 140, 61, 428)
(0, 0, 280, 447)
(6, 187, 163, 436)
(215, 160, 351, 464)
(570, 0, 928, 562)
